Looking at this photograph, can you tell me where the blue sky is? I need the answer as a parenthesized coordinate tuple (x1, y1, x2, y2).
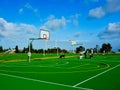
(0, 0, 120, 51)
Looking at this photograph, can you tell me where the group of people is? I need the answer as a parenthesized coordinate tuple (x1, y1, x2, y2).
(79, 49, 94, 59)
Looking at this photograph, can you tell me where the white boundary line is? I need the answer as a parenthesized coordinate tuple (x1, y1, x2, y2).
(0, 72, 93, 90)
(73, 64, 120, 87)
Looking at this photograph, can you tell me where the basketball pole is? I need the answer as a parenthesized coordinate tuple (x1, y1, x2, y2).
(27, 29, 50, 63)
(43, 40, 47, 56)
(56, 40, 58, 55)
(28, 39, 32, 63)
(55, 40, 58, 55)
(28, 38, 44, 63)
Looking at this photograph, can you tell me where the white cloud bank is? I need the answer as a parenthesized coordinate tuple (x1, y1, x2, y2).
(89, 6, 105, 18)
(98, 22, 120, 39)
(89, 0, 120, 18)
(0, 18, 37, 38)
(40, 15, 67, 31)
(40, 14, 81, 31)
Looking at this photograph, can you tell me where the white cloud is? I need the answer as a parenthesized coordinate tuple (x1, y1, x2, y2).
(0, 18, 37, 38)
(40, 14, 81, 32)
(70, 13, 81, 26)
(98, 22, 120, 39)
(88, 0, 120, 18)
(108, 22, 120, 32)
(41, 15, 67, 31)
(89, 6, 106, 18)
(19, 8, 23, 14)
(74, 32, 82, 37)
(73, 20, 79, 26)
(18, 3, 38, 14)
(25, 3, 38, 13)
(47, 15, 56, 20)
(105, 0, 120, 13)
(25, 3, 32, 9)
(73, 13, 81, 19)
(0, 18, 18, 37)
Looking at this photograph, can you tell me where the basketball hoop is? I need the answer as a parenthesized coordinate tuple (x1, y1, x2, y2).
(40, 29, 50, 40)
(43, 35, 49, 40)
(28, 29, 50, 63)
(44, 37, 49, 40)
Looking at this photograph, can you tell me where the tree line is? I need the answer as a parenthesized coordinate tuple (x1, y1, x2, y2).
(0, 43, 68, 54)
(76, 43, 113, 53)
(0, 43, 118, 54)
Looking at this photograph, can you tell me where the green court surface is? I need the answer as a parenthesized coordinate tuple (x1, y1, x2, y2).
(0, 53, 120, 90)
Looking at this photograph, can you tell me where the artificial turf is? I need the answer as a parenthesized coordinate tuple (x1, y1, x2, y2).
(0, 53, 120, 90)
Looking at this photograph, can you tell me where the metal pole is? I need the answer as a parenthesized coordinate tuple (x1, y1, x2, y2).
(55, 40, 58, 55)
(56, 42, 58, 56)
(28, 39, 31, 63)
(28, 39, 32, 63)
(43, 40, 46, 56)
(27, 37, 47, 62)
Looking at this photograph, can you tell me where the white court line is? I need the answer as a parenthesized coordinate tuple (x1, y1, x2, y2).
(0, 73, 93, 90)
(73, 64, 120, 87)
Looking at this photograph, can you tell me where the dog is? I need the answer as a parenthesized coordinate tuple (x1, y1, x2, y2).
(59, 55, 65, 58)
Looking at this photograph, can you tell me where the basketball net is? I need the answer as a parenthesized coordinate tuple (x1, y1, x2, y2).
(43, 36, 49, 40)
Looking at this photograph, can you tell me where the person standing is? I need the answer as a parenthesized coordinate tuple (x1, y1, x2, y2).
(84, 50, 87, 58)
(79, 51, 83, 59)
(90, 49, 93, 59)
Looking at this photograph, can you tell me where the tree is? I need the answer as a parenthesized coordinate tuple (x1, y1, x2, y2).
(76, 46, 85, 53)
(100, 43, 112, 53)
(118, 49, 120, 52)
(22, 47, 28, 53)
(107, 43, 112, 52)
(15, 45, 19, 53)
(0, 46, 3, 53)
(38, 49, 43, 53)
(61, 49, 68, 53)
(28, 43, 34, 53)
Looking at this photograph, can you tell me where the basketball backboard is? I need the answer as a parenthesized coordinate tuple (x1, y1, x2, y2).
(40, 29, 50, 40)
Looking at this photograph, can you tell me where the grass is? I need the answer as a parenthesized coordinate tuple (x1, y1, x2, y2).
(0, 53, 120, 90)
